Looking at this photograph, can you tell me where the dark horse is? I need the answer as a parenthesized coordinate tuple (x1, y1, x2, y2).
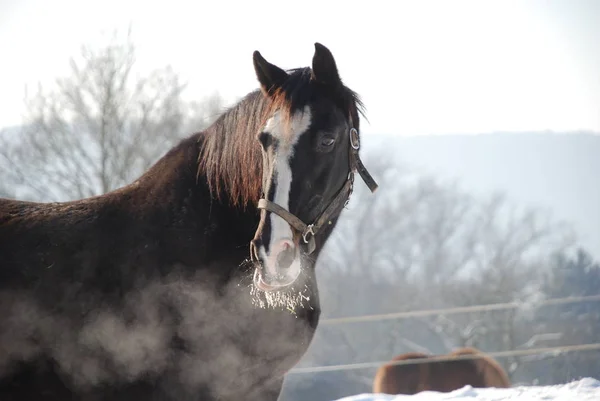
(372, 347, 511, 395)
(0, 43, 377, 400)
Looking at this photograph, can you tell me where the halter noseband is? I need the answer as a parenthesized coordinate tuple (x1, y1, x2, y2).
(252, 126, 378, 257)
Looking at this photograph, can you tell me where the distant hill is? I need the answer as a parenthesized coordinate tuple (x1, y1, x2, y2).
(360, 131, 600, 259)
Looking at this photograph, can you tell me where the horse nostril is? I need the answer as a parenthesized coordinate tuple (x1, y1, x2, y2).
(276, 244, 295, 270)
(276, 249, 294, 270)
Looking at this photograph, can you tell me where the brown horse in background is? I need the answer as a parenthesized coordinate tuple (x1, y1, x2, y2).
(372, 347, 511, 395)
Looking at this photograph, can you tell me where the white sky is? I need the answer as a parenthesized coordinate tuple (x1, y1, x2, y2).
(0, 0, 598, 135)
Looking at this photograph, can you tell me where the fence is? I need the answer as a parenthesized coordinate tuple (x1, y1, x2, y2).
(288, 294, 600, 375)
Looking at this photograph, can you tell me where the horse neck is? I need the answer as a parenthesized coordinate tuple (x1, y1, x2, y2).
(104, 94, 270, 268)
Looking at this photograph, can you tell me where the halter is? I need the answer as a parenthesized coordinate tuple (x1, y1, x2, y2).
(251, 126, 378, 258)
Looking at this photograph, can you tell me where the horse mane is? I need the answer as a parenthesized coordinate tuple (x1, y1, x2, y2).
(197, 90, 270, 209)
(197, 67, 365, 208)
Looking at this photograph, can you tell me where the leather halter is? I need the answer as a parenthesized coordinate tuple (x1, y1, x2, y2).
(251, 126, 378, 258)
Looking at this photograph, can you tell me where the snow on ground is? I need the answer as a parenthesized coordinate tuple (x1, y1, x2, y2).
(333, 378, 600, 401)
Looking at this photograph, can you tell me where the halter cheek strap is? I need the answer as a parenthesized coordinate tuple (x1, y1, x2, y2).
(252, 127, 378, 256)
(349, 127, 379, 193)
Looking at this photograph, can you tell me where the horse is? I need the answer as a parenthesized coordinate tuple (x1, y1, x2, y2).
(0, 43, 378, 401)
(372, 347, 511, 395)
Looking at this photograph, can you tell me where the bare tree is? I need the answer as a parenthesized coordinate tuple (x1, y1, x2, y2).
(0, 29, 223, 202)
(185, 91, 226, 134)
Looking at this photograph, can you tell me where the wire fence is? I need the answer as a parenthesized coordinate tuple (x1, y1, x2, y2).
(286, 293, 600, 375)
(319, 294, 600, 325)
(288, 342, 600, 374)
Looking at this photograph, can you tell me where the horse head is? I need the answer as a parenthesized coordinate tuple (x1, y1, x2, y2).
(250, 43, 378, 291)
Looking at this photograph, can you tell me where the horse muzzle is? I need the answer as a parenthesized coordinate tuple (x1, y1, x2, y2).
(251, 238, 303, 291)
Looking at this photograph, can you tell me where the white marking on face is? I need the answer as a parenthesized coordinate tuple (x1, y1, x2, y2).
(258, 106, 312, 287)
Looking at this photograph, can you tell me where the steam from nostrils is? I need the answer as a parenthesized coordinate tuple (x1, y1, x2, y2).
(0, 265, 314, 397)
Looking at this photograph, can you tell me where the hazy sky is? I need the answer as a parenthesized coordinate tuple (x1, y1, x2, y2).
(1, 0, 598, 135)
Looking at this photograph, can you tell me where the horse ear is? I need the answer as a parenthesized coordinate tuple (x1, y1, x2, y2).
(311, 42, 341, 86)
(253, 50, 289, 97)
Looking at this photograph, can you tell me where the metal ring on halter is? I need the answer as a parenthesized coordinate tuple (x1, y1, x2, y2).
(349, 128, 360, 150)
(302, 224, 315, 244)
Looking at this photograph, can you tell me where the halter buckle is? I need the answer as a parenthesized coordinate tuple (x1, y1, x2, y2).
(349, 128, 360, 150)
(302, 224, 315, 244)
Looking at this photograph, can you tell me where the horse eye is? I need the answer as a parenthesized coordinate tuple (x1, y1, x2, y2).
(321, 137, 335, 147)
(259, 132, 272, 149)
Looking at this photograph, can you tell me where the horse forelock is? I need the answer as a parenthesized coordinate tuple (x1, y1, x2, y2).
(196, 67, 364, 209)
(271, 67, 366, 132)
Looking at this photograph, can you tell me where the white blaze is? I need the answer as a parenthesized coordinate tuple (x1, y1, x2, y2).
(259, 106, 312, 281)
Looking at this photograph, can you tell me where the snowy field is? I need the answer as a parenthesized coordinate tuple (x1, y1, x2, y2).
(333, 378, 600, 401)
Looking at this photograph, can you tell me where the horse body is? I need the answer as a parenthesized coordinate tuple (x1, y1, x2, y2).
(0, 133, 319, 400)
(373, 347, 511, 395)
(372, 352, 429, 395)
(0, 43, 378, 400)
